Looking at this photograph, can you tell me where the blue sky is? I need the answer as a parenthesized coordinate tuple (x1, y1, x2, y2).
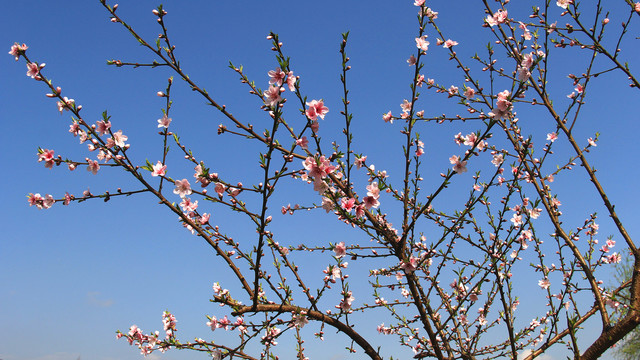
(2, 1, 639, 360)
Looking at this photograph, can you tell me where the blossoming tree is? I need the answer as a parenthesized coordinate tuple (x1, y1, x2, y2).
(11, 0, 640, 359)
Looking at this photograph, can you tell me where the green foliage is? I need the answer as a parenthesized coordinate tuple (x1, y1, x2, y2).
(612, 254, 640, 360)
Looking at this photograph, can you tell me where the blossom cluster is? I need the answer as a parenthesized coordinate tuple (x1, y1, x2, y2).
(116, 311, 179, 357)
(301, 155, 337, 194)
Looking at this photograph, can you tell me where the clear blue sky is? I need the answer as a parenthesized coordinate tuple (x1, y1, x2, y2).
(2, 1, 639, 360)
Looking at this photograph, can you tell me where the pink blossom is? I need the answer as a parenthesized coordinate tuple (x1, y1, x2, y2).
(538, 278, 551, 290)
(69, 122, 81, 136)
(28, 193, 43, 207)
(112, 130, 128, 147)
(486, 9, 508, 26)
(521, 52, 534, 68)
(261, 326, 281, 346)
(511, 213, 523, 226)
(310, 120, 319, 133)
(268, 67, 286, 86)
(157, 114, 172, 128)
(286, 71, 296, 91)
(464, 87, 475, 99)
(547, 132, 558, 142)
(606, 298, 620, 309)
(415, 140, 424, 156)
(321, 197, 334, 213)
(173, 179, 192, 198)
(26, 62, 39, 78)
(423, 7, 438, 19)
(263, 86, 282, 107)
(355, 156, 367, 168)
(490, 90, 511, 119)
(229, 186, 241, 197)
(162, 311, 177, 332)
(556, 0, 572, 9)
(180, 197, 198, 212)
(400, 99, 412, 113)
(340, 197, 356, 212)
(296, 136, 309, 149)
(87, 159, 100, 175)
(519, 22, 532, 40)
(447, 86, 458, 97)
(496, 90, 511, 111)
(28, 193, 55, 209)
(214, 182, 226, 196)
(206, 316, 218, 331)
(517, 66, 531, 81)
(528, 208, 542, 219)
(199, 213, 210, 224)
(383, 111, 393, 123)
(463, 133, 477, 147)
(491, 154, 504, 167)
(83, 133, 92, 145)
(338, 291, 355, 312)
(38, 149, 55, 169)
(443, 39, 458, 48)
(305, 99, 329, 121)
(493, 9, 508, 24)
(449, 155, 467, 174)
(334, 242, 347, 258)
(96, 120, 111, 135)
(415, 36, 430, 52)
(9, 42, 28, 61)
(407, 55, 417, 66)
(587, 137, 597, 147)
(636, 3, 640, 12)
(302, 155, 336, 181)
(151, 161, 166, 177)
(363, 196, 380, 209)
(57, 97, 75, 113)
(485, 14, 498, 27)
(366, 182, 380, 199)
(414, 0, 425, 6)
(63, 192, 73, 205)
(292, 314, 309, 329)
(218, 316, 231, 330)
(400, 256, 418, 273)
(212, 282, 223, 294)
(355, 204, 365, 218)
(605, 253, 622, 264)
